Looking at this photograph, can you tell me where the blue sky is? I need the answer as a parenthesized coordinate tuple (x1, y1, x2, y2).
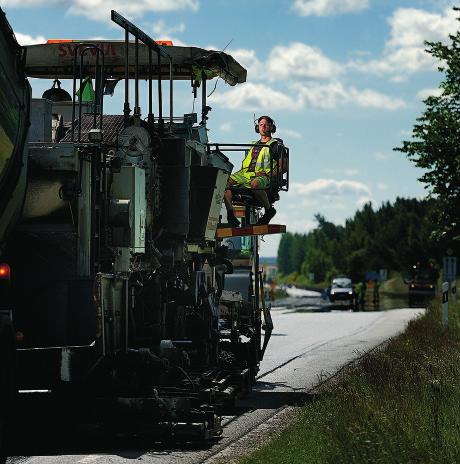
(2, 0, 457, 255)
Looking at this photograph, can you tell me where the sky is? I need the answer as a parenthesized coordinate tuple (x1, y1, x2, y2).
(1, 0, 458, 256)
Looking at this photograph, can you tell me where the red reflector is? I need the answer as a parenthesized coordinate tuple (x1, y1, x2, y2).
(0, 263, 11, 280)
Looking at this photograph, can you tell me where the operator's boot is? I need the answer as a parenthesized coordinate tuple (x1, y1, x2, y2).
(257, 206, 276, 225)
(227, 209, 240, 228)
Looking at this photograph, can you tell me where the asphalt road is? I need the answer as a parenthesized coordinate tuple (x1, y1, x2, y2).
(6, 305, 423, 464)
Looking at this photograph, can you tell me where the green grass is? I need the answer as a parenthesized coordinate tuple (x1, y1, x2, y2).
(241, 300, 460, 464)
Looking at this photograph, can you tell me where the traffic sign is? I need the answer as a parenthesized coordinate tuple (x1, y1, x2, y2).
(443, 256, 457, 281)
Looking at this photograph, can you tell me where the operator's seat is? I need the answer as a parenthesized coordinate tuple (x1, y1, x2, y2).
(230, 140, 289, 208)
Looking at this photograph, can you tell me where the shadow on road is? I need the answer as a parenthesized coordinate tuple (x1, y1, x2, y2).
(236, 380, 315, 410)
(6, 380, 316, 460)
(6, 399, 217, 461)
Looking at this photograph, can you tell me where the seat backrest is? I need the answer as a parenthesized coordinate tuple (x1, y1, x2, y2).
(267, 140, 289, 197)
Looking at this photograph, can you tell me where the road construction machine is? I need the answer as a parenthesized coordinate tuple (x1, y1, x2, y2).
(0, 8, 288, 447)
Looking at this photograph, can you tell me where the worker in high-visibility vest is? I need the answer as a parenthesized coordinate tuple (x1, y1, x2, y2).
(224, 115, 278, 227)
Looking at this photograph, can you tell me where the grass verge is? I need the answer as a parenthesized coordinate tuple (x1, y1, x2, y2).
(240, 301, 460, 464)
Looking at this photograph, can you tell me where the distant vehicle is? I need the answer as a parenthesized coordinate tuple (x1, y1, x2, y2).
(328, 277, 356, 310)
(407, 271, 436, 307)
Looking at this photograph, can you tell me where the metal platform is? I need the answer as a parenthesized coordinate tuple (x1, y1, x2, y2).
(60, 114, 124, 144)
(216, 224, 286, 238)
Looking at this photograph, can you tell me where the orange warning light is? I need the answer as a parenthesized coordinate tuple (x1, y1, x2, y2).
(47, 39, 75, 44)
(0, 263, 10, 280)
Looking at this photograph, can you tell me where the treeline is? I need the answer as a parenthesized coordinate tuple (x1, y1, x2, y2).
(277, 198, 442, 283)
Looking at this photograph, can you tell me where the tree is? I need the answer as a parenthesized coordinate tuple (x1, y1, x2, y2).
(277, 233, 294, 275)
(302, 246, 333, 283)
(290, 234, 307, 272)
(396, 8, 460, 243)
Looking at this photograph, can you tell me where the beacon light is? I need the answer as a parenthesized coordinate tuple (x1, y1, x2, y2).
(0, 263, 11, 280)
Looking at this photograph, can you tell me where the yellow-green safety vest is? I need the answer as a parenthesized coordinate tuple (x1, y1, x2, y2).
(240, 138, 277, 181)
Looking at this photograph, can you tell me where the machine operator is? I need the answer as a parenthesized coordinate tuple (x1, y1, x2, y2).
(224, 115, 279, 228)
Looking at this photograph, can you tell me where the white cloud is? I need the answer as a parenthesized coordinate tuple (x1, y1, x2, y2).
(219, 122, 232, 133)
(259, 212, 316, 255)
(345, 169, 359, 176)
(386, 7, 457, 49)
(323, 168, 359, 176)
(417, 87, 443, 100)
(259, 234, 280, 257)
(267, 43, 343, 80)
(374, 152, 389, 161)
(294, 82, 347, 109)
(291, 179, 371, 197)
(347, 87, 406, 110)
(294, 82, 406, 110)
(351, 87, 406, 110)
(218, 45, 403, 112)
(356, 196, 373, 208)
(349, 7, 459, 77)
(389, 75, 408, 84)
(281, 128, 302, 139)
(377, 182, 388, 190)
(3, 0, 199, 20)
(152, 20, 185, 38)
(2, 0, 62, 5)
(149, 20, 188, 46)
(350, 45, 435, 76)
(15, 32, 46, 45)
(69, 0, 199, 20)
(292, 0, 369, 17)
(209, 82, 302, 112)
(228, 49, 264, 81)
(349, 50, 372, 58)
(210, 80, 403, 113)
(279, 210, 317, 231)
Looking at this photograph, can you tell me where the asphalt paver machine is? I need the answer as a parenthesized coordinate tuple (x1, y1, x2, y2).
(0, 9, 289, 443)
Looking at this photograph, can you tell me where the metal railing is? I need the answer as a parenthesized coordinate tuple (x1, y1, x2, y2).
(111, 10, 173, 134)
(71, 44, 105, 143)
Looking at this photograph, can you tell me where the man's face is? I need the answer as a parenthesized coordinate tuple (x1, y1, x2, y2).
(258, 118, 272, 136)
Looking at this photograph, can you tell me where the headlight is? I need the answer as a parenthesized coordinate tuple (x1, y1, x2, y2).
(348, 291, 353, 295)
